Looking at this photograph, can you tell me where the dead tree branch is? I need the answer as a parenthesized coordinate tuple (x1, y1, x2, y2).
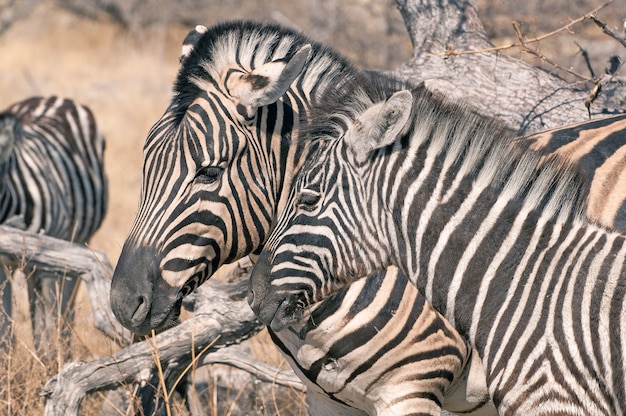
(589, 14, 626, 49)
(0, 225, 300, 415)
(0, 224, 127, 342)
(438, 1, 613, 60)
(393, 0, 626, 134)
(41, 281, 302, 416)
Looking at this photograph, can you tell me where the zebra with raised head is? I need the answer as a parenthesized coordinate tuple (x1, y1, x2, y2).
(0, 96, 107, 351)
(109, 21, 496, 415)
(248, 75, 626, 414)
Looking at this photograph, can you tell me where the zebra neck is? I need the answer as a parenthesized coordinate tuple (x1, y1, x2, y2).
(392, 157, 626, 374)
(374, 103, 626, 351)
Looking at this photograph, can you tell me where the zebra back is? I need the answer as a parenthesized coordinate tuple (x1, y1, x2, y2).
(518, 113, 626, 230)
(0, 96, 107, 243)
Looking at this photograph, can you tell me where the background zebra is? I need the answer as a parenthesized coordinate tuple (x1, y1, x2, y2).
(0, 96, 107, 354)
(109, 21, 498, 415)
(248, 77, 626, 414)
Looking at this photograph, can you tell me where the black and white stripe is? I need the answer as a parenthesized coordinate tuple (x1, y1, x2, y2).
(0, 95, 107, 351)
(110, 21, 498, 415)
(0, 96, 107, 241)
(518, 113, 626, 230)
(249, 77, 626, 414)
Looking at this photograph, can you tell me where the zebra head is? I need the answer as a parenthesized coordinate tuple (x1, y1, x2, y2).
(249, 87, 415, 331)
(109, 21, 356, 336)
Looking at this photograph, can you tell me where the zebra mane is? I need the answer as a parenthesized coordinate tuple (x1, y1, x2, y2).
(171, 20, 357, 124)
(302, 71, 417, 143)
(307, 71, 591, 226)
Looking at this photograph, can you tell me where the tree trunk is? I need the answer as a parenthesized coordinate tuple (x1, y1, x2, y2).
(394, 0, 625, 134)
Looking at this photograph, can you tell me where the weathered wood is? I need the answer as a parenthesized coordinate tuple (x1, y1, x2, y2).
(0, 224, 301, 414)
(0, 224, 128, 342)
(393, 0, 625, 134)
(41, 280, 303, 416)
(198, 345, 304, 390)
(8, 268, 35, 351)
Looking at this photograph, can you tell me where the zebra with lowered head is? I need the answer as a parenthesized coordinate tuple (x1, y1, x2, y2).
(109, 21, 497, 415)
(0, 96, 107, 352)
(248, 74, 626, 414)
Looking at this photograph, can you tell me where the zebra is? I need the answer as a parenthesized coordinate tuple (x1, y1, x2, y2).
(109, 21, 497, 415)
(247, 75, 626, 414)
(0, 96, 107, 352)
(517, 113, 626, 230)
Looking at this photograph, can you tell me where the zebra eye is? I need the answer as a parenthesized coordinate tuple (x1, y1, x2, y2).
(297, 191, 320, 211)
(196, 166, 223, 184)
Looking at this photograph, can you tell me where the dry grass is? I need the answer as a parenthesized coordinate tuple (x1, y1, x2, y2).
(1, 4, 183, 410)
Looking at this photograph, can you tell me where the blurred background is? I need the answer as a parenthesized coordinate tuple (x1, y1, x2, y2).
(1, 0, 623, 413)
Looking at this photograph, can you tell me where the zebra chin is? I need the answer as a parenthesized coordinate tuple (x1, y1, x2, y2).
(247, 250, 307, 332)
(252, 294, 305, 333)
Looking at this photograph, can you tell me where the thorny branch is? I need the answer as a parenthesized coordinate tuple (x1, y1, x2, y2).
(435, 0, 624, 115)
(510, 21, 590, 81)
(589, 14, 626, 49)
(439, 1, 615, 59)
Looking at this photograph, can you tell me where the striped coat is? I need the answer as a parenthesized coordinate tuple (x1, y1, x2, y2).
(249, 78, 626, 414)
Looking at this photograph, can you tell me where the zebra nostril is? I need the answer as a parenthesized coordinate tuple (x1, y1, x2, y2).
(131, 294, 150, 325)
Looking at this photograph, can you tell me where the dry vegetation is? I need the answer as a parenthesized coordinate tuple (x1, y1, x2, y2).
(0, 0, 624, 414)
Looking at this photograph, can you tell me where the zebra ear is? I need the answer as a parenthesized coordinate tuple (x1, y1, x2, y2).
(0, 114, 17, 163)
(345, 90, 413, 159)
(179, 25, 208, 64)
(227, 44, 312, 119)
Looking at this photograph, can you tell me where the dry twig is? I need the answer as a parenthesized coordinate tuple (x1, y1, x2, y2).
(439, 1, 614, 59)
(433, 0, 624, 117)
(589, 14, 626, 48)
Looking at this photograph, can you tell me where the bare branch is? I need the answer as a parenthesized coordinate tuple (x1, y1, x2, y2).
(511, 21, 590, 81)
(198, 345, 305, 390)
(0, 225, 127, 342)
(440, 1, 615, 59)
(40, 280, 300, 416)
(589, 14, 626, 49)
